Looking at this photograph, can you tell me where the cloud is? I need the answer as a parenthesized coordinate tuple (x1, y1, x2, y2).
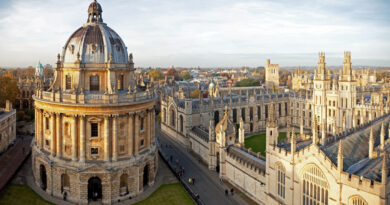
(0, 0, 389, 67)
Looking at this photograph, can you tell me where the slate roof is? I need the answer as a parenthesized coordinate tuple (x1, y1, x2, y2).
(320, 113, 390, 181)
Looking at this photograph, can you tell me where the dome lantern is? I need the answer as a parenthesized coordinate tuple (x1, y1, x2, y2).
(87, 0, 103, 23)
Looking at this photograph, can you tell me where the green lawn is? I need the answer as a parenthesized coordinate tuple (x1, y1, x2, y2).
(245, 132, 296, 156)
(0, 184, 54, 205)
(134, 183, 195, 205)
(0, 183, 193, 205)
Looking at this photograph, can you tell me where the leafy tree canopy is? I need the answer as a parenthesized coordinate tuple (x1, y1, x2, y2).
(235, 78, 260, 87)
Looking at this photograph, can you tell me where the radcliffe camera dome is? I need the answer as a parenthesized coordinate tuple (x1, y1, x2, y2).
(33, 1, 157, 204)
(62, 0, 128, 64)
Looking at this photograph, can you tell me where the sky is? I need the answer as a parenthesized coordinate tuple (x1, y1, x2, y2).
(0, 0, 389, 68)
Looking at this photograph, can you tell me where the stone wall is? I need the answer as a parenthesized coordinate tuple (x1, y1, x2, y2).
(32, 147, 157, 204)
(0, 107, 16, 153)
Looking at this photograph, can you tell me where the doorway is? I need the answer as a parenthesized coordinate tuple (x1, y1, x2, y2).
(143, 165, 149, 187)
(88, 177, 102, 201)
(216, 152, 220, 173)
(39, 165, 47, 191)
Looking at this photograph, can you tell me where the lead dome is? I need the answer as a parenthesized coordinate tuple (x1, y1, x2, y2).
(62, 0, 128, 64)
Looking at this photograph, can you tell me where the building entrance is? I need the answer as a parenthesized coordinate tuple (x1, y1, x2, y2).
(88, 177, 102, 201)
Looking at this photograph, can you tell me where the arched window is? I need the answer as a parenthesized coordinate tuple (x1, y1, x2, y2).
(180, 115, 184, 133)
(163, 108, 167, 123)
(349, 195, 368, 205)
(65, 75, 72, 90)
(90, 75, 99, 91)
(117, 74, 124, 90)
(140, 117, 144, 131)
(64, 122, 69, 136)
(119, 174, 129, 195)
(61, 174, 70, 193)
(277, 163, 285, 199)
(302, 164, 329, 205)
(170, 107, 175, 127)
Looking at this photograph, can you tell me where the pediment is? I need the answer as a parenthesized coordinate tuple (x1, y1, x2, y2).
(87, 116, 103, 122)
(81, 164, 110, 173)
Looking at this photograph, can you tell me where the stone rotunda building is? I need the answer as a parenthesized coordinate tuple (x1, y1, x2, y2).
(32, 1, 157, 204)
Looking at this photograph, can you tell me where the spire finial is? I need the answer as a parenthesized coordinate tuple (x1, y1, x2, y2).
(382, 152, 388, 185)
(338, 139, 343, 172)
(291, 127, 296, 153)
(369, 127, 375, 159)
(381, 122, 385, 150)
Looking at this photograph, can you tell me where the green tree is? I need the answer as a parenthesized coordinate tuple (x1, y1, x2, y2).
(182, 72, 191, 80)
(0, 74, 20, 107)
(235, 78, 260, 87)
(191, 89, 200, 98)
(149, 69, 163, 80)
(166, 68, 176, 76)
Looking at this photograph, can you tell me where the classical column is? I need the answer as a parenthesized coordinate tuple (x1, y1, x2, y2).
(50, 113, 56, 156)
(35, 109, 40, 147)
(40, 110, 44, 148)
(151, 110, 155, 144)
(35, 109, 38, 146)
(104, 115, 110, 161)
(134, 113, 140, 154)
(147, 110, 151, 146)
(71, 115, 78, 161)
(56, 113, 62, 158)
(112, 115, 118, 161)
(79, 115, 86, 163)
(128, 113, 134, 155)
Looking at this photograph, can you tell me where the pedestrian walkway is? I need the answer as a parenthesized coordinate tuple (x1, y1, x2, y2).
(0, 137, 31, 191)
(157, 125, 254, 205)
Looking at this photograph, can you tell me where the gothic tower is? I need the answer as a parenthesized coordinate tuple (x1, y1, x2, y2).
(313, 52, 330, 143)
(338, 51, 356, 130)
(265, 59, 279, 91)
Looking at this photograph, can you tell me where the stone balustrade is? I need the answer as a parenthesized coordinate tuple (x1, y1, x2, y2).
(35, 89, 156, 105)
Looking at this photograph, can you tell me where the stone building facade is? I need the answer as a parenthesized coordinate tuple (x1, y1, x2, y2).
(265, 59, 279, 89)
(161, 52, 390, 204)
(0, 101, 16, 154)
(16, 77, 35, 110)
(291, 67, 312, 91)
(32, 1, 157, 204)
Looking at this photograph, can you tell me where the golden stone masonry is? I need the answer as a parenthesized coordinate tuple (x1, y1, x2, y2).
(32, 1, 158, 204)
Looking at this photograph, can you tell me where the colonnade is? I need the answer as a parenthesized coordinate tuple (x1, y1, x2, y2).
(35, 108, 155, 162)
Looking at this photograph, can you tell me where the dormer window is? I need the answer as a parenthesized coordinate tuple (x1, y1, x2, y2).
(117, 74, 124, 90)
(91, 123, 98, 138)
(90, 75, 99, 91)
(140, 117, 144, 131)
(65, 75, 72, 90)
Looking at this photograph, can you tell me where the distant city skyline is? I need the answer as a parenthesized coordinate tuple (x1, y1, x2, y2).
(0, 0, 389, 68)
